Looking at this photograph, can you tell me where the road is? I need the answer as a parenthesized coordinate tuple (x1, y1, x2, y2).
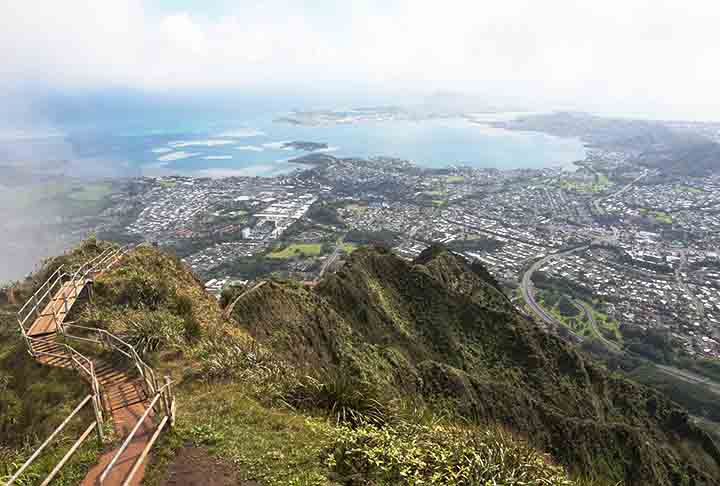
(675, 249, 705, 318)
(575, 300, 622, 352)
(519, 245, 720, 396)
(442, 216, 554, 249)
(520, 245, 589, 329)
(654, 364, 720, 396)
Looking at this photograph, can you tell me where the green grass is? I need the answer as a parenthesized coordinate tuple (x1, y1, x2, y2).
(341, 243, 357, 253)
(329, 421, 580, 485)
(1, 434, 104, 486)
(445, 175, 465, 183)
(67, 183, 113, 202)
(343, 203, 367, 215)
(558, 179, 610, 194)
(268, 244, 323, 259)
(144, 382, 336, 486)
(587, 305, 622, 342)
(651, 211, 673, 225)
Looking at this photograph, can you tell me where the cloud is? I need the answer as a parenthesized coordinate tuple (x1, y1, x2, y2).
(1, 0, 720, 118)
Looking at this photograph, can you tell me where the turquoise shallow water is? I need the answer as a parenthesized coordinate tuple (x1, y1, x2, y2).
(52, 104, 586, 177)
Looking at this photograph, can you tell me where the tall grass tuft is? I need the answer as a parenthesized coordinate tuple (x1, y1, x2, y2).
(284, 371, 388, 426)
(326, 421, 579, 485)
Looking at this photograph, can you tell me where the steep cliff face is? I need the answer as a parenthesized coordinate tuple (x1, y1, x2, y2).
(232, 245, 720, 485)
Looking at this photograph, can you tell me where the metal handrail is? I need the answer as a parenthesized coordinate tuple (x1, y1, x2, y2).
(12, 243, 176, 485)
(100, 380, 174, 484)
(17, 266, 62, 316)
(63, 323, 158, 396)
(5, 395, 95, 486)
(26, 336, 103, 419)
(17, 267, 67, 332)
(17, 245, 130, 331)
(17, 246, 130, 342)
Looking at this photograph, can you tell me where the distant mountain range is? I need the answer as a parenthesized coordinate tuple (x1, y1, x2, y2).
(496, 111, 720, 177)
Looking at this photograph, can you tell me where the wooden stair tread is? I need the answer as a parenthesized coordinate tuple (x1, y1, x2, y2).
(23, 248, 166, 486)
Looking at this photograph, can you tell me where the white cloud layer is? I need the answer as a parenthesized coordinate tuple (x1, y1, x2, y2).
(1, 0, 720, 118)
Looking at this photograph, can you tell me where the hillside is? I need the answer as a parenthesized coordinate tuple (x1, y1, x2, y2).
(3, 241, 720, 485)
(635, 140, 720, 177)
(231, 245, 720, 485)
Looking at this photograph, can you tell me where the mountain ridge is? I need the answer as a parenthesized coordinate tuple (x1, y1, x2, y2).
(231, 244, 720, 485)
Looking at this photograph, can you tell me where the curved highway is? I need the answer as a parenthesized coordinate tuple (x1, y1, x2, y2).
(520, 245, 589, 330)
(520, 248, 720, 395)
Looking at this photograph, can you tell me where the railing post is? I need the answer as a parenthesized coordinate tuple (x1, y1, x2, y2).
(151, 371, 159, 396)
(163, 376, 172, 417)
(52, 308, 60, 335)
(166, 376, 176, 427)
(18, 317, 33, 356)
(33, 293, 40, 319)
(62, 285, 69, 314)
(92, 379, 105, 444)
(93, 400, 104, 443)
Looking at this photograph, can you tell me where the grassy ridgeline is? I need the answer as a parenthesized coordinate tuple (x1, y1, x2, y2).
(5, 240, 717, 485)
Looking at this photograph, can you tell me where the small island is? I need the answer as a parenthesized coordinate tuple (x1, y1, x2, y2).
(282, 140, 328, 151)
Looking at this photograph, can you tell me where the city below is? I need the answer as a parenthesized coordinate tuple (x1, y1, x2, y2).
(5, 112, 720, 363)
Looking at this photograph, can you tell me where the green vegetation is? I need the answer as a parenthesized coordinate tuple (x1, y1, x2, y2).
(559, 177, 610, 194)
(67, 183, 113, 202)
(345, 229, 400, 246)
(145, 382, 336, 486)
(445, 175, 466, 183)
(340, 243, 357, 253)
(651, 211, 673, 224)
(638, 208, 673, 225)
(213, 255, 285, 280)
(1, 437, 103, 486)
(342, 203, 367, 215)
(675, 357, 720, 383)
(228, 245, 719, 484)
(307, 201, 345, 227)
(0, 240, 118, 484)
(329, 422, 576, 485)
(268, 243, 324, 259)
(629, 364, 720, 422)
(5, 240, 720, 485)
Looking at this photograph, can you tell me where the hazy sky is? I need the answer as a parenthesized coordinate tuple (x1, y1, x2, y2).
(2, 0, 720, 120)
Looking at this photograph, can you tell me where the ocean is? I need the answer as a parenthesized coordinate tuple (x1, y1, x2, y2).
(15, 93, 587, 178)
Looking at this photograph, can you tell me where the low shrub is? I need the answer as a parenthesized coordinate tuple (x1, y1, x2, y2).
(284, 371, 387, 426)
(126, 310, 185, 355)
(192, 334, 282, 383)
(326, 421, 576, 485)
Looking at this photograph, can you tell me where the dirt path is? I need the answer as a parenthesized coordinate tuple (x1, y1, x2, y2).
(159, 447, 258, 486)
(224, 281, 267, 318)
